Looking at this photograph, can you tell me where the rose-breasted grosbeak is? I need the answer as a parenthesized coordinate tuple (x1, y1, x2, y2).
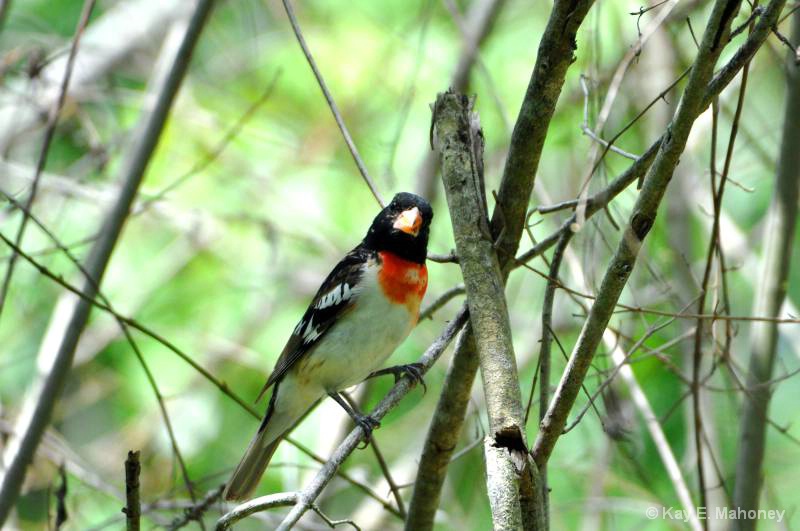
(224, 192, 433, 501)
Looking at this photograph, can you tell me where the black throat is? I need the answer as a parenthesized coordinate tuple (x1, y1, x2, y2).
(362, 227, 429, 264)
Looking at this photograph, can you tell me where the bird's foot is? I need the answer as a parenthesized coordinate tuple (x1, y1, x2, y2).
(368, 363, 427, 394)
(354, 414, 380, 448)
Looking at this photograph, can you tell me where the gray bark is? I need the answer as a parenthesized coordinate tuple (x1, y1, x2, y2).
(434, 91, 530, 530)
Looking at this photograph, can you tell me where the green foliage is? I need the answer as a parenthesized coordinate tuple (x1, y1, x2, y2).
(0, 0, 797, 529)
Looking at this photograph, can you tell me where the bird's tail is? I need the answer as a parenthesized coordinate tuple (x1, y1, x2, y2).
(225, 377, 321, 500)
(224, 428, 282, 501)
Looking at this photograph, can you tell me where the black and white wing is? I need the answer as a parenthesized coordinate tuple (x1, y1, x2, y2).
(255, 245, 371, 401)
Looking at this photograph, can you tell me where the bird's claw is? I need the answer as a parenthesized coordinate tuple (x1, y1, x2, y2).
(355, 414, 380, 448)
(368, 363, 427, 394)
(393, 363, 427, 394)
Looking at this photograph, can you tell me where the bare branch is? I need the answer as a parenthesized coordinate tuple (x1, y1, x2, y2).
(732, 7, 800, 527)
(0, 1, 215, 522)
(434, 91, 528, 530)
(274, 309, 469, 530)
(418, 284, 465, 321)
(531, 0, 755, 468)
(279, 0, 384, 207)
(123, 451, 141, 531)
(168, 485, 225, 530)
(216, 492, 297, 530)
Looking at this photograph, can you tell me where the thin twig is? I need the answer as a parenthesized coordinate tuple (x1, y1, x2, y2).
(0, 3, 215, 522)
(691, 11, 757, 511)
(418, 284, 465, 321)
(0, 0, 96, 322)
(54, 464, 68, 530)
(369, 439, 406, 518)
(279, 0, 384, 207)
(531, 0, 753, 468)
(521, 2, 794, 265)
(579, 76, 639, 160)
(341, 392, 406, 518)
(168, 485, 225, 530)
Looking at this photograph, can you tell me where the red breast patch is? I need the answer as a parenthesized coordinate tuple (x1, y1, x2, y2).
(377, 251, 428, 314)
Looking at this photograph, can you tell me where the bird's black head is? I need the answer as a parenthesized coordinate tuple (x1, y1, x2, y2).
(362, 192, 433, 264)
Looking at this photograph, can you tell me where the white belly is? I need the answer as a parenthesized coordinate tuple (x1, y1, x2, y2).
(295, 266, 417, 391)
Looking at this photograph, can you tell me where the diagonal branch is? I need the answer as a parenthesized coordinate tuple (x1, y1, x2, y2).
(531, 0, 761, 469)
(0, 1, 215, 523)
(279, 0, 384, 207)
(268, 309, 469, 530)
(0, 0, 96, 323)
(491, 0, 595, 274)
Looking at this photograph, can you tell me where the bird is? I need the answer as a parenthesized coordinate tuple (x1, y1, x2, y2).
(224, 192, 433, 501)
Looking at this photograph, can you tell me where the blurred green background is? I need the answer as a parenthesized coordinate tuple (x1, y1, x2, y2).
(0, 0, 798, 529)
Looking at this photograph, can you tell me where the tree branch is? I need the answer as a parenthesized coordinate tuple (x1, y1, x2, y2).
(272, 309, 469, 530)
(123, 451, 142, 531)
(215, 492, 297, 531)
(0, 1, 215, 523)
(531, 0, 751, 468)
(280, 0, 384, 207)
(434, 91, 529, 530)
(491, 0, 595, 274)
(732, 7, 800, 528)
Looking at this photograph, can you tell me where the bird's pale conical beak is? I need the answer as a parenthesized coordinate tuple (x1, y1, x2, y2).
(393, 206, 422, 236)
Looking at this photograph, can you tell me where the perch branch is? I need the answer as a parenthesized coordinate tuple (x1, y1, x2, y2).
(434, 91, 532, 530)
(272, 309, 469, 530)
